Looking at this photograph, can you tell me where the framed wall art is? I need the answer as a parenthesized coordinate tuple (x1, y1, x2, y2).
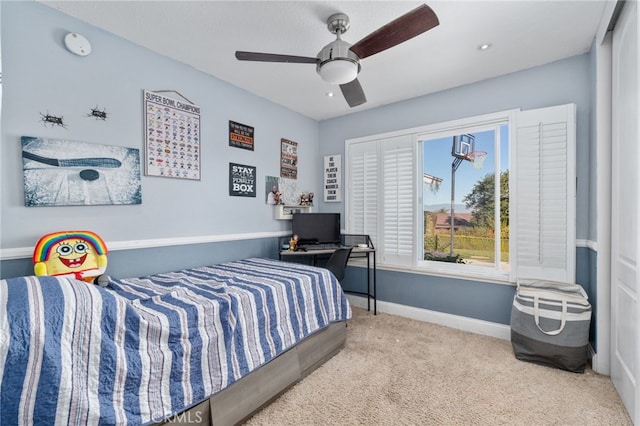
(280, 138, 298, 179)
(229, 120, 254, 151)
(265, 175, 280, 204)
(21, 136, 141, 207)
(324, 154, 342, 202)
(229, 163, 256, 197)
(144, 90, 201, 180)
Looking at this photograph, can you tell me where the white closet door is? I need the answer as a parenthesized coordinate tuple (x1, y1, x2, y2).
(610, 0, 639, 422)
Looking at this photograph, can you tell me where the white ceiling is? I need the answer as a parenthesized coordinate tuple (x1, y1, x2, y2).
(39, 1, 609, 121)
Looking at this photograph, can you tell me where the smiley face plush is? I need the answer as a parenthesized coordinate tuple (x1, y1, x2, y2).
(33, 231, 108, 282)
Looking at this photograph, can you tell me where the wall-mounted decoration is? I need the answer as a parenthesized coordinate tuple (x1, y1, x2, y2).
(324, 154, 342, 202)
(265, 175, 281, 204)
(278, 177, 299, 205)
(143, 90, 201, 180)
(87, 106, 108, 121)
(299, 192, 314, 206)
(21, 136, 141, 207)
(229, 120, 254, 151)
(280, 138, 298, 179)
(40, 112, 66, 129)
(229, 163, 256, 197)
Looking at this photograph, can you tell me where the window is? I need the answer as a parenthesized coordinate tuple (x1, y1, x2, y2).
(420, 126, 509, 275)
(345, 105, 576, 283)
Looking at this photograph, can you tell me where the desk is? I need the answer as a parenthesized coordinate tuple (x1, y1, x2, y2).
(278, 235, 377, 314)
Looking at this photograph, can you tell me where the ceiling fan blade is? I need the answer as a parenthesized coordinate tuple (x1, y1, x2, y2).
(350, 4, 439, 60)
(235, 51, 318, 64)
(340, 79, 367, 108)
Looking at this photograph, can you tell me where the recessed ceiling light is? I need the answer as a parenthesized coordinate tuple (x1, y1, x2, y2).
(478, 43, 492, 51)
(326, 92, 335, 98)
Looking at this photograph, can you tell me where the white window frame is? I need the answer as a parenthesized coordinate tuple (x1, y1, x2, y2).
(345, 105, 576, 284)
(416, 116, 511, 280)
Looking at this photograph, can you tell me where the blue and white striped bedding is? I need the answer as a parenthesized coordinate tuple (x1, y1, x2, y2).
(0, 257, 351, 425)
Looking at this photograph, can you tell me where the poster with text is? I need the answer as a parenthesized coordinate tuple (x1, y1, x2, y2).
(280, 138, 298, 179)
(229, 163, 256, 197)
(144, 90, 201, 180)
(229, 120, 254, 150)
(324, 154, 342, 202)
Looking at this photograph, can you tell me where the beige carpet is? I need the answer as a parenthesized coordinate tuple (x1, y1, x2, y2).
(246, 307, 631, 425)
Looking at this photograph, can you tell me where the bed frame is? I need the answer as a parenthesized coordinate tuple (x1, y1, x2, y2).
(159, 321, 347, 426)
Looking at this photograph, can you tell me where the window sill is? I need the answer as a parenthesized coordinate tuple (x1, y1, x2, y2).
(348, 258, 514, 286)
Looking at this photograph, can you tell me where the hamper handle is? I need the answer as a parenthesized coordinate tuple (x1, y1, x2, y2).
(533, 297, 567, 336)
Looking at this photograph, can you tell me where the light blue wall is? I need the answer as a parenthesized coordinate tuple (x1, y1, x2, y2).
(1, 1, 319, 253)
(1, 2, 598, 337)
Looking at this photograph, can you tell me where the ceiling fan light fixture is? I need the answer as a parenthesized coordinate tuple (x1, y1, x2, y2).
(316, 38, 361, 85)
(318, 59, 359, 85)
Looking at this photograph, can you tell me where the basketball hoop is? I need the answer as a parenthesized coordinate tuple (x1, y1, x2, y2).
(466, 151, 487, 169)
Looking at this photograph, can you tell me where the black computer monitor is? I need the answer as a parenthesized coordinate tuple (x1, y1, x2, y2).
(291, 213, 341, 244)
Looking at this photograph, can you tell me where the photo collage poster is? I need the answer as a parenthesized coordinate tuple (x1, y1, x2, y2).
(144, 90, 201, 180)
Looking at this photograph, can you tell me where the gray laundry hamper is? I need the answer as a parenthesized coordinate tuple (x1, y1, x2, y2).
(510, 279, 592, 373)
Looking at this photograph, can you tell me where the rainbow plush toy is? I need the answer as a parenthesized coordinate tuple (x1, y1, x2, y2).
(33, 230, 108, 284)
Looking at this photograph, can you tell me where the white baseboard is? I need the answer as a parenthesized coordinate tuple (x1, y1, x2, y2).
(590, 346, 608, 375)
(346, 295, 512, 341)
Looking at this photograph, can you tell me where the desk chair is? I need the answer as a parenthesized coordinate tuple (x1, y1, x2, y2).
(325, 247, 353, 284)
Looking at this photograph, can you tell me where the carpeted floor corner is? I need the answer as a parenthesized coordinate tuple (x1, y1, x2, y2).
(246, 307, 631, 425)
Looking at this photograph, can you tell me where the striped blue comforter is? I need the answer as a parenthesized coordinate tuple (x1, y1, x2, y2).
(0, 257, 351, 425)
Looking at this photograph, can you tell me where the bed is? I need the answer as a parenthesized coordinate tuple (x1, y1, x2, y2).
(0, 257, 351, 425)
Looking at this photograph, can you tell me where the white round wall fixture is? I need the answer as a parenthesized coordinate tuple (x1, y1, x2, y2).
(64, 32, 92, 56)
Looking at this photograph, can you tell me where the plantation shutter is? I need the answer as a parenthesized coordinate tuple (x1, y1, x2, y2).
(514, 103, 576, 282)
(381, 135, 415, 266)
(347, 141, 379, 246)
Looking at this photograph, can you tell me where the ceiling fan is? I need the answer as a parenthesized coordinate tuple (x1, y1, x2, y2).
(235, 4, 439, 108)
